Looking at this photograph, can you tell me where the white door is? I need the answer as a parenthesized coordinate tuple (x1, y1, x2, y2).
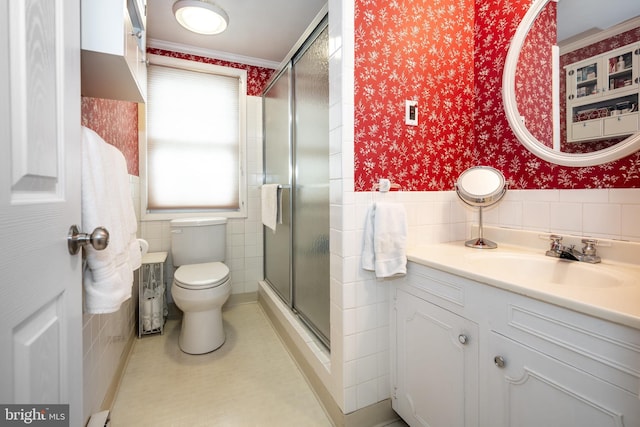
(0, 0, 83, 425)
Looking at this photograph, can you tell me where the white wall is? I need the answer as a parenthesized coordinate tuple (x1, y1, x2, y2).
(485, 188, 640, 241)
(139, 96, 265, 298)
(82, 175, 140, 421)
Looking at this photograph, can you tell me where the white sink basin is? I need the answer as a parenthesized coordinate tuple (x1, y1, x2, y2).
(464, 252, 631, 288)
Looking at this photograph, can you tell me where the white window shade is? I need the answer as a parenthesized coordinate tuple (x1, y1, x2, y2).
(146, 61, 242, 212)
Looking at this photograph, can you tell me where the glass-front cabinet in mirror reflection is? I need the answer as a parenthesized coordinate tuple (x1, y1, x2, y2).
(566, 43, 639, 142)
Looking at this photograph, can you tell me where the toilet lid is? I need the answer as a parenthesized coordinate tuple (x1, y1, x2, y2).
(174, 262, 230, 290)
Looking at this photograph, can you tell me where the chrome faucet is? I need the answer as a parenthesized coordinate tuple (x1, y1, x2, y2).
(545, 235, 601, 264)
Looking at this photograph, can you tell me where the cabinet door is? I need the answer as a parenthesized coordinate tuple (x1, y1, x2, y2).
(604, 44, 638, 96)
(567, 58, 599, 101)
(393, 290, 479, 427)
(487, 332, 640, 427)
(570, 119, 602, 140)
(603, 113, 638, 137)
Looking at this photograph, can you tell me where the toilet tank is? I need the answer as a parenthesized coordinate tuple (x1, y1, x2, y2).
(170, 218, 227, 266)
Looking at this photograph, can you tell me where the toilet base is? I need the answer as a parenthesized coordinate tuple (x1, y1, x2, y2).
(178, 308, 225, 354)
(171, 278, 231, 355)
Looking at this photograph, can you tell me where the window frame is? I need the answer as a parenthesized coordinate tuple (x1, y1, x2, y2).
(141, 53, 247, 221)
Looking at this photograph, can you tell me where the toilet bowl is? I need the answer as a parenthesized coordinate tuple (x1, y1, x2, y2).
(169, 217, 230, 355)
(171, 261, 231, 354)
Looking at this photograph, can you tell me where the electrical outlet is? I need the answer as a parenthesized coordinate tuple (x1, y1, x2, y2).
(405, 100, 418, 126)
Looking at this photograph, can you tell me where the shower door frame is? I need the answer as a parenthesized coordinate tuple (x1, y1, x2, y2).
(262, 15, 330, 349)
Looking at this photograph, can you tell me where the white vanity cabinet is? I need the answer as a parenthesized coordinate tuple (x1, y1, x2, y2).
(487, 331, 639, 427)
(393, 288, 479, 427)
(392, 261, 640, 427)
(81, 0, 147, 103)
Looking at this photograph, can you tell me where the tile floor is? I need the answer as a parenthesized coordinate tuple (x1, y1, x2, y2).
(110, 303, 333, 426)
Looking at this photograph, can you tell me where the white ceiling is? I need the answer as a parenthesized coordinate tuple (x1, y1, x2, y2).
(147, 1, 639, 68)
(146, 0, 327, 69)
(557, 0, 640, 42)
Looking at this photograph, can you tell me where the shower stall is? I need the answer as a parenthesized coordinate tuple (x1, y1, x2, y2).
(262, 17, 330, 348)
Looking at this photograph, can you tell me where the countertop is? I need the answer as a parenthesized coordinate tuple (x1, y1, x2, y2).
(406, 242, 640, 330)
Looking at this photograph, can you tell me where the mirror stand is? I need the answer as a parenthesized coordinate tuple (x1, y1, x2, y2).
(465, 206, 497, 249)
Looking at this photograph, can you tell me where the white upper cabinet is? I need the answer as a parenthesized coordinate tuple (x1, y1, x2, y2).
(565, 43, 639, 142)
(81, 0, 147, 103)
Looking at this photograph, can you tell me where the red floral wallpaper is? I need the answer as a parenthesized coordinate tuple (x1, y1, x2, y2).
(516, 1, 555, 148)
(148, 48, 275, 96)
(354, 0, 476, 191)
(81, 97, 139, 176)
(354, 0, 640, 190)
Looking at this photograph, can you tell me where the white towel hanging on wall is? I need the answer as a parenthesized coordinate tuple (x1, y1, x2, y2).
(362, 201, 408, 278)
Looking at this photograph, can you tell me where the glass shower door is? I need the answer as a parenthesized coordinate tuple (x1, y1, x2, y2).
(263, 66, 292, 304)
(292, 26, 330, 346)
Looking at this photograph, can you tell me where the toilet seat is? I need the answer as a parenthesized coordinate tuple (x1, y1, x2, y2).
(174, 262, 230, 290)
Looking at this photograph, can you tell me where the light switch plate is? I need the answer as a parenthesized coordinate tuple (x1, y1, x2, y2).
(405, 100, 418, 126)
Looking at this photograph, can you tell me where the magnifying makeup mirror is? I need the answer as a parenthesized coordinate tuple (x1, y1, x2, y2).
(455, 166, 507, 249)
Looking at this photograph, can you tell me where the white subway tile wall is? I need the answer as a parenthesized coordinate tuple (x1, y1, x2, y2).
(82, 175, 140, 420)
(139, 96, 265, 300)
(484, 189, 640, 241)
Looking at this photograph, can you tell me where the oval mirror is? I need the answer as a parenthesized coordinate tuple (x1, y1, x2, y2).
(503, 0, 640, 167)
(455, 166, 507, 249)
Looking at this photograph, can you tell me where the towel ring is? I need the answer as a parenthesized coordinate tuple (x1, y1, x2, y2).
(372, 178, 401, 193)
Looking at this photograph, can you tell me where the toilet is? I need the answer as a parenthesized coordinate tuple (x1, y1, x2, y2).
(170, 218, 231, 354)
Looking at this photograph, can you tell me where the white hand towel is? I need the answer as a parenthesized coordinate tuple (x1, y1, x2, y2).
(82, 126, 140, 314)
(361, 202, 407, 278)
(361, 205, 376, 271)
(261, 184, 281, 232)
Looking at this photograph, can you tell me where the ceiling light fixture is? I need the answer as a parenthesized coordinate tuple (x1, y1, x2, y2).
(173, 0, 229, 35)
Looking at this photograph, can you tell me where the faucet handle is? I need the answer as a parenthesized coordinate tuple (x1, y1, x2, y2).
(549, 234, 563, 250)
(581, 239, 598, 256)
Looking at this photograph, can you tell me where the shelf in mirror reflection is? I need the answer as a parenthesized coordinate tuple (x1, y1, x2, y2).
(503, 0, 640, 166)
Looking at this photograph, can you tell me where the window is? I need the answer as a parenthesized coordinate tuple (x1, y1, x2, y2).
(142, 54, 247, 219)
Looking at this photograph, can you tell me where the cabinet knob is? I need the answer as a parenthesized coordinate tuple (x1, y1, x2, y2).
(494, 355, 506, 368)
(458, 334, 469, 345)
